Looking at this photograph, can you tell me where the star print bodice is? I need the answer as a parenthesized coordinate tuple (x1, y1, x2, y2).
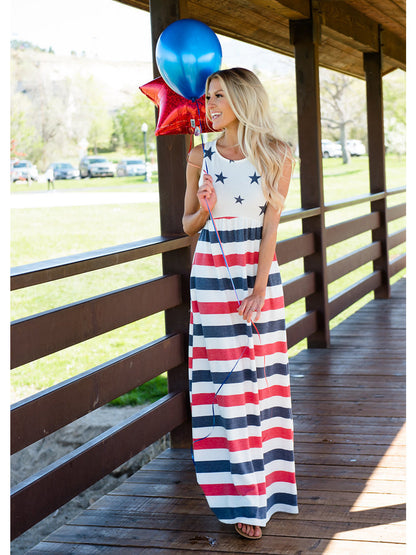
(199, 140, 267, 222)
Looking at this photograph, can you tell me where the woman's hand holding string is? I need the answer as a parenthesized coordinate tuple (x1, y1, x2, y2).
(238, 289, 266, 324)
(198, 173, 217, 213)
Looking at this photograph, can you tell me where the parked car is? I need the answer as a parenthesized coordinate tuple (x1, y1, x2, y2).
(116, 158, 147, 177)
(47, 162, 80, 180)
(346, 139, 366, 156)
(321, 140, 342, 158)
(10, 160, 39, 182)
(79, 156, 115, 178)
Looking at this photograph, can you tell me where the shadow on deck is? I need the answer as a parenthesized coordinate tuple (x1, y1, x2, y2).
(29, 279, 406, 554)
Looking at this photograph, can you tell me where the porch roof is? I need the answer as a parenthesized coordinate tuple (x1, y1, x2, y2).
(115, 0, 406, 78)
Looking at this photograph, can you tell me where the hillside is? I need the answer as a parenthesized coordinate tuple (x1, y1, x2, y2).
(11, 47, 154, 110)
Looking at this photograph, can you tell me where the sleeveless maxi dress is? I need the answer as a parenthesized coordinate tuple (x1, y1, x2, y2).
(189, 140, 298, 527)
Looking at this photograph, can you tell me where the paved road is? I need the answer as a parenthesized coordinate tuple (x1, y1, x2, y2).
(10, 191, 159, 209)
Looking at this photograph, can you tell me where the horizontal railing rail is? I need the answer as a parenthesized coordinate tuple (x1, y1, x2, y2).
(323, 186, 405, 213)
(327, 242, 382, 283)
(10, 187, 406, 539)
(11, 234, 194, 290)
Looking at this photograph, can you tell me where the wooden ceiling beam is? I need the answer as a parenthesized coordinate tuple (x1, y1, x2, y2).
(317, 0, 379, 52)
(114, 0, 149, 10)
(381, 27, 406, 69)
(257, 0, 310, 19)
(345, 0, 405, 37)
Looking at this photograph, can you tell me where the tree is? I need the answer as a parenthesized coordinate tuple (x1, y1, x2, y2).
(383, 70, 406, 156)
(262, 73, 298, 148)
(113, 93, 155, 152)
(10, 92, 44, 162)
(11, 47, 120, 166)
(319, 69, 366, 164)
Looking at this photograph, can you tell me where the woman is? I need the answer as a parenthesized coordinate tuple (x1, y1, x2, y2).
(183, 68, 298, 540)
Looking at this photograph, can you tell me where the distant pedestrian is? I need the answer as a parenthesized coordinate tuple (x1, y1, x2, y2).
(45, 166, 55, 191)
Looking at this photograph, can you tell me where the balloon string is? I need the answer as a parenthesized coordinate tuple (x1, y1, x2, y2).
(204, 199, 241, 304)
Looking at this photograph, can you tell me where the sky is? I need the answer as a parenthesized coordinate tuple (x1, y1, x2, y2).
(9, 0, 295, 73)
(11, 0, 153, 61)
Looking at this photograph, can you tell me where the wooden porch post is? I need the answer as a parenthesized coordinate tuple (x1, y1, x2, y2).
(364, 44, 391, 299)
(290, 17, 330, 348)
(150, 0, 192, 447)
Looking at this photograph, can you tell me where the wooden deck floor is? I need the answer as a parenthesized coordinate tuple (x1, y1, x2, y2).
(29, 279, 406, 554)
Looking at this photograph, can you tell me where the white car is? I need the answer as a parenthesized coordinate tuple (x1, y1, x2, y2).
(116, 158, 146, 177)
(346, 140, 366, 156)
(79, 156, 115, 178)
(11, 160, 39, 182)
(321, 140, 342, 158)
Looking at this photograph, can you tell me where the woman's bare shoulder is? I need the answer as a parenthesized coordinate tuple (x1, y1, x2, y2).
(187, 143, 204, 169)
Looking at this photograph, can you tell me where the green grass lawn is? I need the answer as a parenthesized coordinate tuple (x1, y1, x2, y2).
(11, 174, 159, 193)
(10, 155, 406, 404)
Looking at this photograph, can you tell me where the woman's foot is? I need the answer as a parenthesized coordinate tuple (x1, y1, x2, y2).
(235, 522, 262, 539)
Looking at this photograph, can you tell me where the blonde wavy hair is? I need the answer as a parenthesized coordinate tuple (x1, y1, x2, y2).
(206, 67, 294, 212)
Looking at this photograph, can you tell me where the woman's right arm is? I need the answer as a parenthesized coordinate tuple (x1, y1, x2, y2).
(182, 145, 216, 236)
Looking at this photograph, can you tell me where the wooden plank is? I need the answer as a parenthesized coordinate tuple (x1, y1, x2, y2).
(293, 414, 405, 426)
(294, 421, 406, 438)
(283, 271, 316, 305)
(387, 202, 406, 222)
(294, 423, 406, 440)
(328, 271, 382, 319)
(294, 451, 405, 469)
(10, 235, 192, 290)
(91, 478, 405, 510)
(346, 0, 405, 36)
(30, 538, 405, 555)
(388, 228, 406, 250)
(287, 310, 318, 348)
(68, 507, 405, 539)
(292, 402, 404, 417)
(319, 0, 379, 51)
(291, 386, 404, 401)
(29, 544, 150, 554)
(290, 374, 405, 388)
(11, 274, 182, 368)
(277, 232, 315, 265)
(294, 463, 404, 481)
(327, 241, 381, 283)
(31, 524, 406, 553)
(295, 428, 405, 446)
(297, 475, 405, 495)
(326, 212, 380, 246)
(390, 253, 406, 276)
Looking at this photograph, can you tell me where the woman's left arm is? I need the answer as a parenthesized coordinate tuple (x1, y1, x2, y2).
(238, 156, 292, 323)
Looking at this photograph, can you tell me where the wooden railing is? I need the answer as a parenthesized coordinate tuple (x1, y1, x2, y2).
(10, 187, 405, 539)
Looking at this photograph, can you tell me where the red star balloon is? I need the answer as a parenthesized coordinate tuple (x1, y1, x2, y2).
(140, 77, 212, 136)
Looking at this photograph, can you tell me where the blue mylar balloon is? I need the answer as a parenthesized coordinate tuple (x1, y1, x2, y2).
(156, 19, 222, 100)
